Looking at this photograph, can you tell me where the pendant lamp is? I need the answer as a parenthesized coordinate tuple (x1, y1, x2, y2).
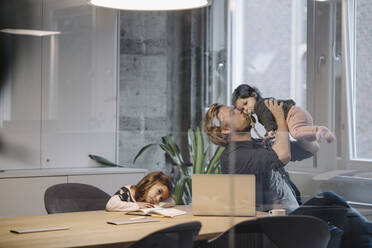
(0, 29, 60, 36)
(89, 0, 211, 11)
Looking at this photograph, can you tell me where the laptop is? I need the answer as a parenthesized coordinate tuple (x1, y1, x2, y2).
(192, 174, 256, 216)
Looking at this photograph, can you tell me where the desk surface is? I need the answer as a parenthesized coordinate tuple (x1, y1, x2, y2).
(0, 206, 267, 248)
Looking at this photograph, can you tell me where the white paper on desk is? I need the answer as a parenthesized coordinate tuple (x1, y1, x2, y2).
(107, 218, 160, 225)
(127, 207, 186, 217)
(10, 226, 69, 234)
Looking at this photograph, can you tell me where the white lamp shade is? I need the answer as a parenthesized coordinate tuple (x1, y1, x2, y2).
(0, 29, 61, 36)
(89, 0, 211, 11)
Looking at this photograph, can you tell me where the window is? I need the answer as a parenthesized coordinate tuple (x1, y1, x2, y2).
(337, 0, 372, 170)
(350, 0, 372, 161)
(232, 0, 307, 107)
(230, 0, 372, 170)
(230, 0, 311, 168)
(205, 0, 229, 107)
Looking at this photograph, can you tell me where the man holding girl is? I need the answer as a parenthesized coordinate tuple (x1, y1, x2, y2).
(204, 97, 314, 212)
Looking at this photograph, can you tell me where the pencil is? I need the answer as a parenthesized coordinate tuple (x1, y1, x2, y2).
(150, 214, 173, 218)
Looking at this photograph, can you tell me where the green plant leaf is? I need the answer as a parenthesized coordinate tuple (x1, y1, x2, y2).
(132, 144, 158, 164)
(211, 160, 221, 174)
(161, 135, 175, 157)
(187, 128, 196, 165)
(206, 146, 225, 174)
(217, 165, 221, 174)
(182, 176, 192, 204)
(159, 143, 181, 167)
(162, 135, 184, 165)
(194, 127, 205, 174)
(132, 126, 223, 205)
(89, 154, 122, 167)
(160, 144, 187, 176)
(173, 175, 191, 205)
(159, 144, 176, 161)
(186, 177, 192, 197)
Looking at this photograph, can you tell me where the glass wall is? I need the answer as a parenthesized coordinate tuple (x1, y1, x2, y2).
(231, 0, 308, 140)
(353, 0, 372, 160)
(228, 0, 372, 221)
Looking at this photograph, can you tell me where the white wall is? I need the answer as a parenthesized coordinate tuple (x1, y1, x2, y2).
(0, 0, 118, 170)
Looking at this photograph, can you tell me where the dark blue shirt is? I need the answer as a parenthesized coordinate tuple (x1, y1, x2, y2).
(220, 139, 313, 211)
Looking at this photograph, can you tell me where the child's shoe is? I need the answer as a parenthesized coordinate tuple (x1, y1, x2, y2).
(316, 126, 335, 143)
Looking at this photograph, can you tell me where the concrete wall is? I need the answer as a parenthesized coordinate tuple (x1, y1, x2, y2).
(118, 10, 207, 175)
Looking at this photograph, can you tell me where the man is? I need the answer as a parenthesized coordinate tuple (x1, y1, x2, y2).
(203, 100, 313, 211)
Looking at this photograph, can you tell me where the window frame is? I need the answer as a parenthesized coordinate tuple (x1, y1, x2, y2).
(339, 0, 372, 170)
(227, 0, 372, 172)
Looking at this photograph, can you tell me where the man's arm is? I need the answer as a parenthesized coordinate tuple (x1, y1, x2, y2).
(265, 99, 291, 164)
(296, 139, 319, 155)
(290, 141, 314, 161)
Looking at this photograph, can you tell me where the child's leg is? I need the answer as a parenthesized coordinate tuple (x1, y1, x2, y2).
(287, 106, 317, 141)
(287, 106, 335, 143)
(316, 126, 335, 143)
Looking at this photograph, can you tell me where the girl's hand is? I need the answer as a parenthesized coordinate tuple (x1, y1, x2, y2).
(137, 202, 154, 209)
(267, 130, 276, 138)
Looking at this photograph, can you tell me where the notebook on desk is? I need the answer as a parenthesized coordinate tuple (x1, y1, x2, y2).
(192, 174, 256, 216)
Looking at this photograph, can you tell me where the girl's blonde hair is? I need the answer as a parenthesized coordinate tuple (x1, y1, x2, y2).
(134, 171, 172, 202)
(204, 103, 253, 146)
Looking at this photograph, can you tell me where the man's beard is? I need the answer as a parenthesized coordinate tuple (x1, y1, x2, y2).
(242, 114, 252, 132)
(231, 122, 251, 133)
(242, 124, 252, 132)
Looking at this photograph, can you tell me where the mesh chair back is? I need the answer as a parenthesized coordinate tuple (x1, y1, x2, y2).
(259, 216, 330, 248)
(130, 221, 202, 248)
(208, 215, 329, 248)
(44, 183, 111, 214)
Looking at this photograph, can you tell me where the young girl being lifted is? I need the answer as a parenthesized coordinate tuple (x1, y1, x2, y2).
(232, 84, 335, 153)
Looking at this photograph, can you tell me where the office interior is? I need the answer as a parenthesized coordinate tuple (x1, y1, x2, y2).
(0, 0, 372, 246)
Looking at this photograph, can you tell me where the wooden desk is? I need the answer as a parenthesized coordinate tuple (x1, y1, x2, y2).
(0, 206, 267, 248)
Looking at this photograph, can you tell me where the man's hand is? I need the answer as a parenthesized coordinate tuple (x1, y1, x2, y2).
(264, 99, 284, 122)
(264, 99, 287, 132)
(137, 202, 154, 209)
(265, 99, 291, 164)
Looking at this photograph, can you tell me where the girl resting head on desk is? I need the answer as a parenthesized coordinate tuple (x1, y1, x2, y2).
(106, 171, 175, 212)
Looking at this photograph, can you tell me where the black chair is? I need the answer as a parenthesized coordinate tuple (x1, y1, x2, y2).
(129, 221, 202, 248)
(44, 183, 111, 214)
(205, 215, 330, 248)
(290, 205, 349, 248)
(290, 206, 348, 228)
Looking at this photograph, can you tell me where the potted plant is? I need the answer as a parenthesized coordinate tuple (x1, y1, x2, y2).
(133, 127, 225, 205)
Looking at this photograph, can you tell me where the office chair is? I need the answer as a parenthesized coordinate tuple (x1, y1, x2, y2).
(290, 206, 348, 227)
(44, 183, 111, 214)
(129, 221, 201, 248)
(289, 205, 348, 248)
(205, 215, 330, 248)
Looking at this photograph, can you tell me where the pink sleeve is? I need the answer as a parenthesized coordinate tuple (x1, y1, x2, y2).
(105, 195, 140, 212)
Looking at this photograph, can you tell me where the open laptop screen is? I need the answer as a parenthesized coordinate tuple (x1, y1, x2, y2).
(192, 174, 256, 216)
